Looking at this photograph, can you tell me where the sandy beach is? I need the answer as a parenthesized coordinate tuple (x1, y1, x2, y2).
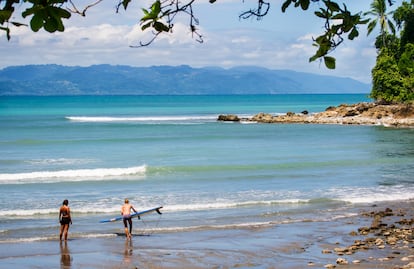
(1, 200, 412, 269)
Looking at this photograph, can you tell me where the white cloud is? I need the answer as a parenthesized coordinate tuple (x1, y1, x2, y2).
(0, 1, 380, 83)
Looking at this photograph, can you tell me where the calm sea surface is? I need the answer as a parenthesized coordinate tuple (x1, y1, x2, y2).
(0, 94, 413, 243)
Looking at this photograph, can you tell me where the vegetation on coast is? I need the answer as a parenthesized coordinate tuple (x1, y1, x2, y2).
(369, 0, 414, 103)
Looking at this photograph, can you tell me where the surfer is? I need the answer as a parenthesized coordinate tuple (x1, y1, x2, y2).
(121, 199, 138, 239)
(59, 199, 72, 241)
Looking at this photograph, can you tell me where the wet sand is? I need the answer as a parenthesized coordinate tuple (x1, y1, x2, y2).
(0, 201, 413, 269)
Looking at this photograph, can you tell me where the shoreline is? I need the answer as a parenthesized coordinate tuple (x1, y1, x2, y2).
(218, 102, 414, 127)
(1, 200, 413, 269)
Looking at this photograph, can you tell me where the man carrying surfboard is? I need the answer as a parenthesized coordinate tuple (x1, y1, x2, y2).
(121, 199, 138, 239)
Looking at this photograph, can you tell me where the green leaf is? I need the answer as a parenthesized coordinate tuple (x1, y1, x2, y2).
(141, 8, 156, 21)
(367, 20, 377, 36)
(153, 21, 169, 32)
(54, 7, 71, 19)
(315, 10, 327, 19)
(325, 1, 340, 12)
(151, 1, 161, 14)
(309, 54, 319, 62)
(30, 13, 44, 32)
(48, 6, 71, 21)
(300, 0, 310, 10)
(22, 7, 37, 18)
(44, 17, 58, 32)
(281, 0, 293, 12)
(348, 27, 359, 40)
(324, 56, 336, 69)
(0, 10, 13, 24)
(122, 0, 132, 10)
(56, 18, 65, 32)
(141, 21, 152, 31)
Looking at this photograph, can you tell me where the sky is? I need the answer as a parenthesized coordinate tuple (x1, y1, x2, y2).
(0, 0, 403, 83)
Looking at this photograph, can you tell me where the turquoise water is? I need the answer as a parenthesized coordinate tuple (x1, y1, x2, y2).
(0, 94, 413, 243)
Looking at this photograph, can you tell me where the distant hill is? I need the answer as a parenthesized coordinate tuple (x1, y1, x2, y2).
(0, 64, 370, 95)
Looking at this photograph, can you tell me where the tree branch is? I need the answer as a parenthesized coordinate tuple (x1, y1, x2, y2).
(68, 0, 104, 17)
(239, 0, 270, 20)
(132, 0, 203, 47)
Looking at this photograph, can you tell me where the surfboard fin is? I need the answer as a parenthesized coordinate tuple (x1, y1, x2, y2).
(156, 207, 162, 214)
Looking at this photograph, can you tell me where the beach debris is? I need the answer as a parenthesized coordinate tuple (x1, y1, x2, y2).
(402, 262, 414, 269)
(333, 248, 348, 255)
(375, 238, 384, 245)
(336, 257, 348, 265)
(349, 230, 357, 236)
(324, 264, 336, 268)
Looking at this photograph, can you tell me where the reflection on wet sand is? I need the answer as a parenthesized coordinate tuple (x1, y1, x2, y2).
(123, 239, 133, 266)
(60, 241, 72, 268)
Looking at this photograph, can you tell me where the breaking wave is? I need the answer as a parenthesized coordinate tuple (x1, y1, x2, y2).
(0, 165, 147, 184)
(66, 115, 217, 123)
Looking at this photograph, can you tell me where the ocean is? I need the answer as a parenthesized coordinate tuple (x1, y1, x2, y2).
(1, 94, 413, 244)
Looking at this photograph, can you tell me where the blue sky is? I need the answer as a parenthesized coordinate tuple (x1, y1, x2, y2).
(0, 1, 403, 83)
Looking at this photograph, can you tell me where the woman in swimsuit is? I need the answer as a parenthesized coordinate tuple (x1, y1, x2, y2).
(59, 199, 72, 241)
(121, 199, 137, 239)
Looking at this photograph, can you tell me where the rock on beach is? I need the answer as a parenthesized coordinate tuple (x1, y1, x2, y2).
(218, 102, 414, 127)
(322, 206, 414, 269)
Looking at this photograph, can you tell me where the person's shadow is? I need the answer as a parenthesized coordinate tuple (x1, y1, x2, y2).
(60, 241, 72, 268)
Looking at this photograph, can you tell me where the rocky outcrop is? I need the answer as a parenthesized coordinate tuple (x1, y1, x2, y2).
(218, 102, 414, 127)
(217, 114, 240, 122)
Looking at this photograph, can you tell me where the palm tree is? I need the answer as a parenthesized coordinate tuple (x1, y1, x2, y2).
(365, 0, 397, 48)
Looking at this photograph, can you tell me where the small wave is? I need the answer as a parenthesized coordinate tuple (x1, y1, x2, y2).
(0, 201, 259, 218)
(342, 194, 414, 204)
(0, 233, 116, 244)
(0, 236, 54, 244)
(165, 199, 310, 212)
(146, 222, 277, 234)
(26, 158, 97, 166)
(0, 206, 123, 218)
(327, 185, 414, 204)
(0, 208, 57, 217)
(0, 165, 147, 184)
(0, 199, 305, 218)
(66, 115, 217, 123)
(78, 233, 117, 239)
(142, 215, 358, 234)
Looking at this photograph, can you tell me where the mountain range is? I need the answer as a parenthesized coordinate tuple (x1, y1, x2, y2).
(0, 64, 370, 95)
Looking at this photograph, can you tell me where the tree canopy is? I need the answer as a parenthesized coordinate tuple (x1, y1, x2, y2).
(371, 0, 414, 102)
